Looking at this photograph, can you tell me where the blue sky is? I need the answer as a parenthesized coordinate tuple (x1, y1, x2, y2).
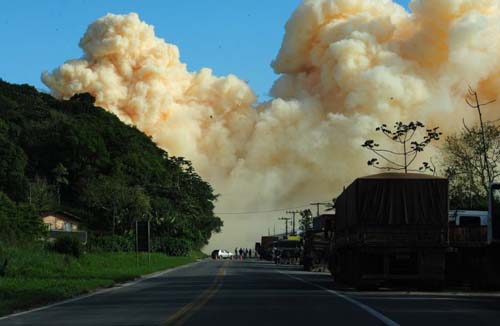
(0, 0, 410, 99)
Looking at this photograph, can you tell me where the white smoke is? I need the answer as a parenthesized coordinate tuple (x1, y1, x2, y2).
(42, 0, 500, 250)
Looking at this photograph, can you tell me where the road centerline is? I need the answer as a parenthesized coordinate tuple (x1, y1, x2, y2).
(277, 270, 400, 326)
(164, 262, 226, 325)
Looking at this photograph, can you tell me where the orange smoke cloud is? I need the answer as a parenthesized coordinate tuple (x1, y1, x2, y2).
(42, 0, 500, 250)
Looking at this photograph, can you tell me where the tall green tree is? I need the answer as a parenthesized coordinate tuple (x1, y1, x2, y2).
(443, 124, 500, 210)
(299, 209, 313, 233)
(28, 177, 57, 213)
(52, 163, 69, 205)
(83, 176, 151, 233)
(465, 88, 496, 184)
(0, 120, 28, 202)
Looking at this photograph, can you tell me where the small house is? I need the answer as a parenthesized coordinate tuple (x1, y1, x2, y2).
(42, 211, 81, 232)
(41, 211, 87, 243)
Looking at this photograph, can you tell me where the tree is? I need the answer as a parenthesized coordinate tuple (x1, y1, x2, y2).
(28, 177, 57, 213)
(299, 209, 313, 233)
(52, 163, 68, 205)
(362, 121, 442, 173)
(443, 124, 500, 210)
(441, 88, 498, 210)
(465, 87, 496, 184)
(83, 177, 151, 233)
(0, 121, 29, 202)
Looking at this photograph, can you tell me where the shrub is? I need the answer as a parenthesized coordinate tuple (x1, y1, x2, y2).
(152, 236, 191, 256)
(86, 234, 193, 256)
(87, 234, 135, 252)
(0, 242, 7, 277)
(52, 236, 82, 258)
(0, 192, 44, 243)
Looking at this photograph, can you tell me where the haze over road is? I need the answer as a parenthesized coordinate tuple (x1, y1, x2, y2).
(2, 259, 500, 325)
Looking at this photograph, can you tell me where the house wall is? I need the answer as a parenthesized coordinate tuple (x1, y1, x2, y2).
(42, 214, 79, 231)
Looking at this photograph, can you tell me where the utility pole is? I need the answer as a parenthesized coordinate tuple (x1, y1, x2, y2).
(310, 202, 329, 218)
(278, 217, 291, 237)
(286, 210, 300, 236)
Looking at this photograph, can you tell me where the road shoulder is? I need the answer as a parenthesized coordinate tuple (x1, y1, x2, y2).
(0, 258, 207, 321)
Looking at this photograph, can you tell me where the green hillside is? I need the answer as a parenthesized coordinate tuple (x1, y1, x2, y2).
(0, 80, 222, 250)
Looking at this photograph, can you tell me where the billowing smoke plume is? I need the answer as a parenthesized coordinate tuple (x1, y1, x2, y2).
(42, 0, 500, 250)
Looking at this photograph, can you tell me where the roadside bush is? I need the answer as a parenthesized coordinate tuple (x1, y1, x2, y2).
(87, 234, 135, 252)
(152, 236, 191, 256)
(0, 192, 44, 243)
(0, 242, 7, 277)
(52, 236, 82, 258)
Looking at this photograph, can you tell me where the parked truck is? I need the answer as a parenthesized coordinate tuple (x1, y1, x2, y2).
(303, 213, 334, 272)
(273, 239, 302, 264)
(329, 173, 448, 288)
(259, 236, 278, 260)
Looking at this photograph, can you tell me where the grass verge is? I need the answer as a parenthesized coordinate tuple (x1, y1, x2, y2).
(0, 245, 204, 317)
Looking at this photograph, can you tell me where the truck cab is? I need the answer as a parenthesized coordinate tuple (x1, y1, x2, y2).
(449, 210, 488, 227)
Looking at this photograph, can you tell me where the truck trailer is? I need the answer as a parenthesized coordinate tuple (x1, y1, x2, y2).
(329, 173, 448, 288)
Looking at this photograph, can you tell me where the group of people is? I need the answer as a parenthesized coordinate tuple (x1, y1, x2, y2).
(234, 247, 255, 259)
(273, 248, 301, 265)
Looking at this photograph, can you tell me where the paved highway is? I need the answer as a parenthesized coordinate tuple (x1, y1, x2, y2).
(2, 259, 500, 325)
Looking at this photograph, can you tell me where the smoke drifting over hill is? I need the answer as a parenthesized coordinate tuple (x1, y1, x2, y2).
(43, 0, 500, 249)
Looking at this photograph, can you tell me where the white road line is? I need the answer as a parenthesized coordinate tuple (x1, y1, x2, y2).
(345, 291, 500, 298)
(0, 259, 206, 321)
(278, 270, 400, 326)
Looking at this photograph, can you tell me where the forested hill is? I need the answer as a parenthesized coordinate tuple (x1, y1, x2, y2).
(0, 80, 222, 249)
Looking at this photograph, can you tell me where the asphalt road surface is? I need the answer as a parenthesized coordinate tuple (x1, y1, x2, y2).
(2, 259, 500, 325)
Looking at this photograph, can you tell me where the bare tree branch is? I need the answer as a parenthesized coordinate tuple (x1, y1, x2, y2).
(363, 121, 440, 174)
(480, 99, 496, 106)
(369, 149, 405, 168)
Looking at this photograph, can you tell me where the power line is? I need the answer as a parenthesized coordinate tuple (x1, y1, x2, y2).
(214, 204, 311, 215)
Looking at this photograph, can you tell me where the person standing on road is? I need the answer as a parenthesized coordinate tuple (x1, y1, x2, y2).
(239, 248, 243, 258)
(294, 250, 300, 265)
(249, 249, 252, 258)
(274, 248, 281, 264)
(282, 250, 289, 264)
(235, 247, 238, 259)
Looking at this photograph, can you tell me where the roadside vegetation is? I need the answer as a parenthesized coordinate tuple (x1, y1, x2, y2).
(0, 242, 205, 316)
(441, 89, 500, 210)
(0, 80, 222, 250)
(442, 123, 500, 210)
(0, 80, 213, 316)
